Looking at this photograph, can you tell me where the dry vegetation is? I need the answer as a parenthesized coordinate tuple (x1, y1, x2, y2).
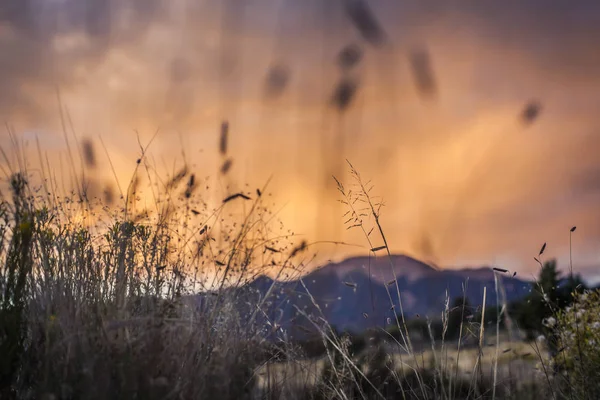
(0, 142, 598, 399)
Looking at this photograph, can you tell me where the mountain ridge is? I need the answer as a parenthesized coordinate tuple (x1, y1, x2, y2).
(238, 254, 533, 336)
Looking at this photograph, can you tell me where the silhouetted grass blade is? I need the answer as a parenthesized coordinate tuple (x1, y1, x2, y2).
(82, 138, 96, 168)
(220, 121, 229, 155)
(344, 0, 387, 46)
(409, 47, 437, 99)
(338, 44, 363, 70)
(221, 159, 233, 174)
(521, 101, 542, 125)
(265, 64, 290, 98)
(103, 184, 114, 205)
(290, 240, 307, 257)
(223, 193, 251, 203)
(331, 78, 358, 112)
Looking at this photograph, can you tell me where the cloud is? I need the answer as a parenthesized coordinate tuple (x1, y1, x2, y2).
(0, 0, 599, 273)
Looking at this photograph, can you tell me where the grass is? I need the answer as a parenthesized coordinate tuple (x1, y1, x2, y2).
(0, 141, 597, 399)
(0, 134, 307, 399)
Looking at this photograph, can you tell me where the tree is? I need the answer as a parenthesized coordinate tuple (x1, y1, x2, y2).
(539, 259, 560, 304)
(556, 273, 587, 308)
(514, 259, 559, 340)
(447, 296, 471, 340)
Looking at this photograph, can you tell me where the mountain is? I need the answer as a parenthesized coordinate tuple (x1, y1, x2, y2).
(206, 255, 533, 338)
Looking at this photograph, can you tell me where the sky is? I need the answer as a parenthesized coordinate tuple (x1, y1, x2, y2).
(1, 0, 599, 280)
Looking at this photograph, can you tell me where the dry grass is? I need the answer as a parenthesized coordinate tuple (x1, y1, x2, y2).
(0, 137, 308, 399)
(0, 139, 593, 399)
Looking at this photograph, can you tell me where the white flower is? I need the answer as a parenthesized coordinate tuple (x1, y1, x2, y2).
(592, 322, 600, 329)
(580, 292, 589, 302)
(543, 317, 556, 328)
(543, 294, 550, 303)
(588, 339, 596, 346)
(537, 335, 546, 343)
(576, 309, 586, 319)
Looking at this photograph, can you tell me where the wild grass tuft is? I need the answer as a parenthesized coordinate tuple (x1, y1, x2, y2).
(0, 142, 596, 400)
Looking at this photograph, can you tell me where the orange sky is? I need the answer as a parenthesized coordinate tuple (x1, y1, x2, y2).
(1, 0, 599, 279)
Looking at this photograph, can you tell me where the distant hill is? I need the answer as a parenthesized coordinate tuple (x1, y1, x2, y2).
(201, 255, 533, 338)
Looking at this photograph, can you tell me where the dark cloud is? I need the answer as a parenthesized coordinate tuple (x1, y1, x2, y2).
(83, 0, 112, 39)
(2, 0, 600, 121)
(436, 1, 600, 76)
(0, 0, 166, 120)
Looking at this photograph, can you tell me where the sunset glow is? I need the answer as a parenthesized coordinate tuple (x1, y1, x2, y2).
(1, 0, 599, 280)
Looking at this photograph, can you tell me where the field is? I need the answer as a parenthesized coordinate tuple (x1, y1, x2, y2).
(0, 158, 598, 400)
(2, 1, 600, 398)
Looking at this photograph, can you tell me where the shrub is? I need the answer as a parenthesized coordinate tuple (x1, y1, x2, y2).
(553, 289, 600, 398)
(0, 165, 299, 399)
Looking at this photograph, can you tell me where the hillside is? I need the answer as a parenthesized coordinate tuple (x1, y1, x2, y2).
(238, 255, 532, 336)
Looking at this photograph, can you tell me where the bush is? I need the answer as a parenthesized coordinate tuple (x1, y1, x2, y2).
(0, 168, 299, 399)
(552, 289, 600, 399)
